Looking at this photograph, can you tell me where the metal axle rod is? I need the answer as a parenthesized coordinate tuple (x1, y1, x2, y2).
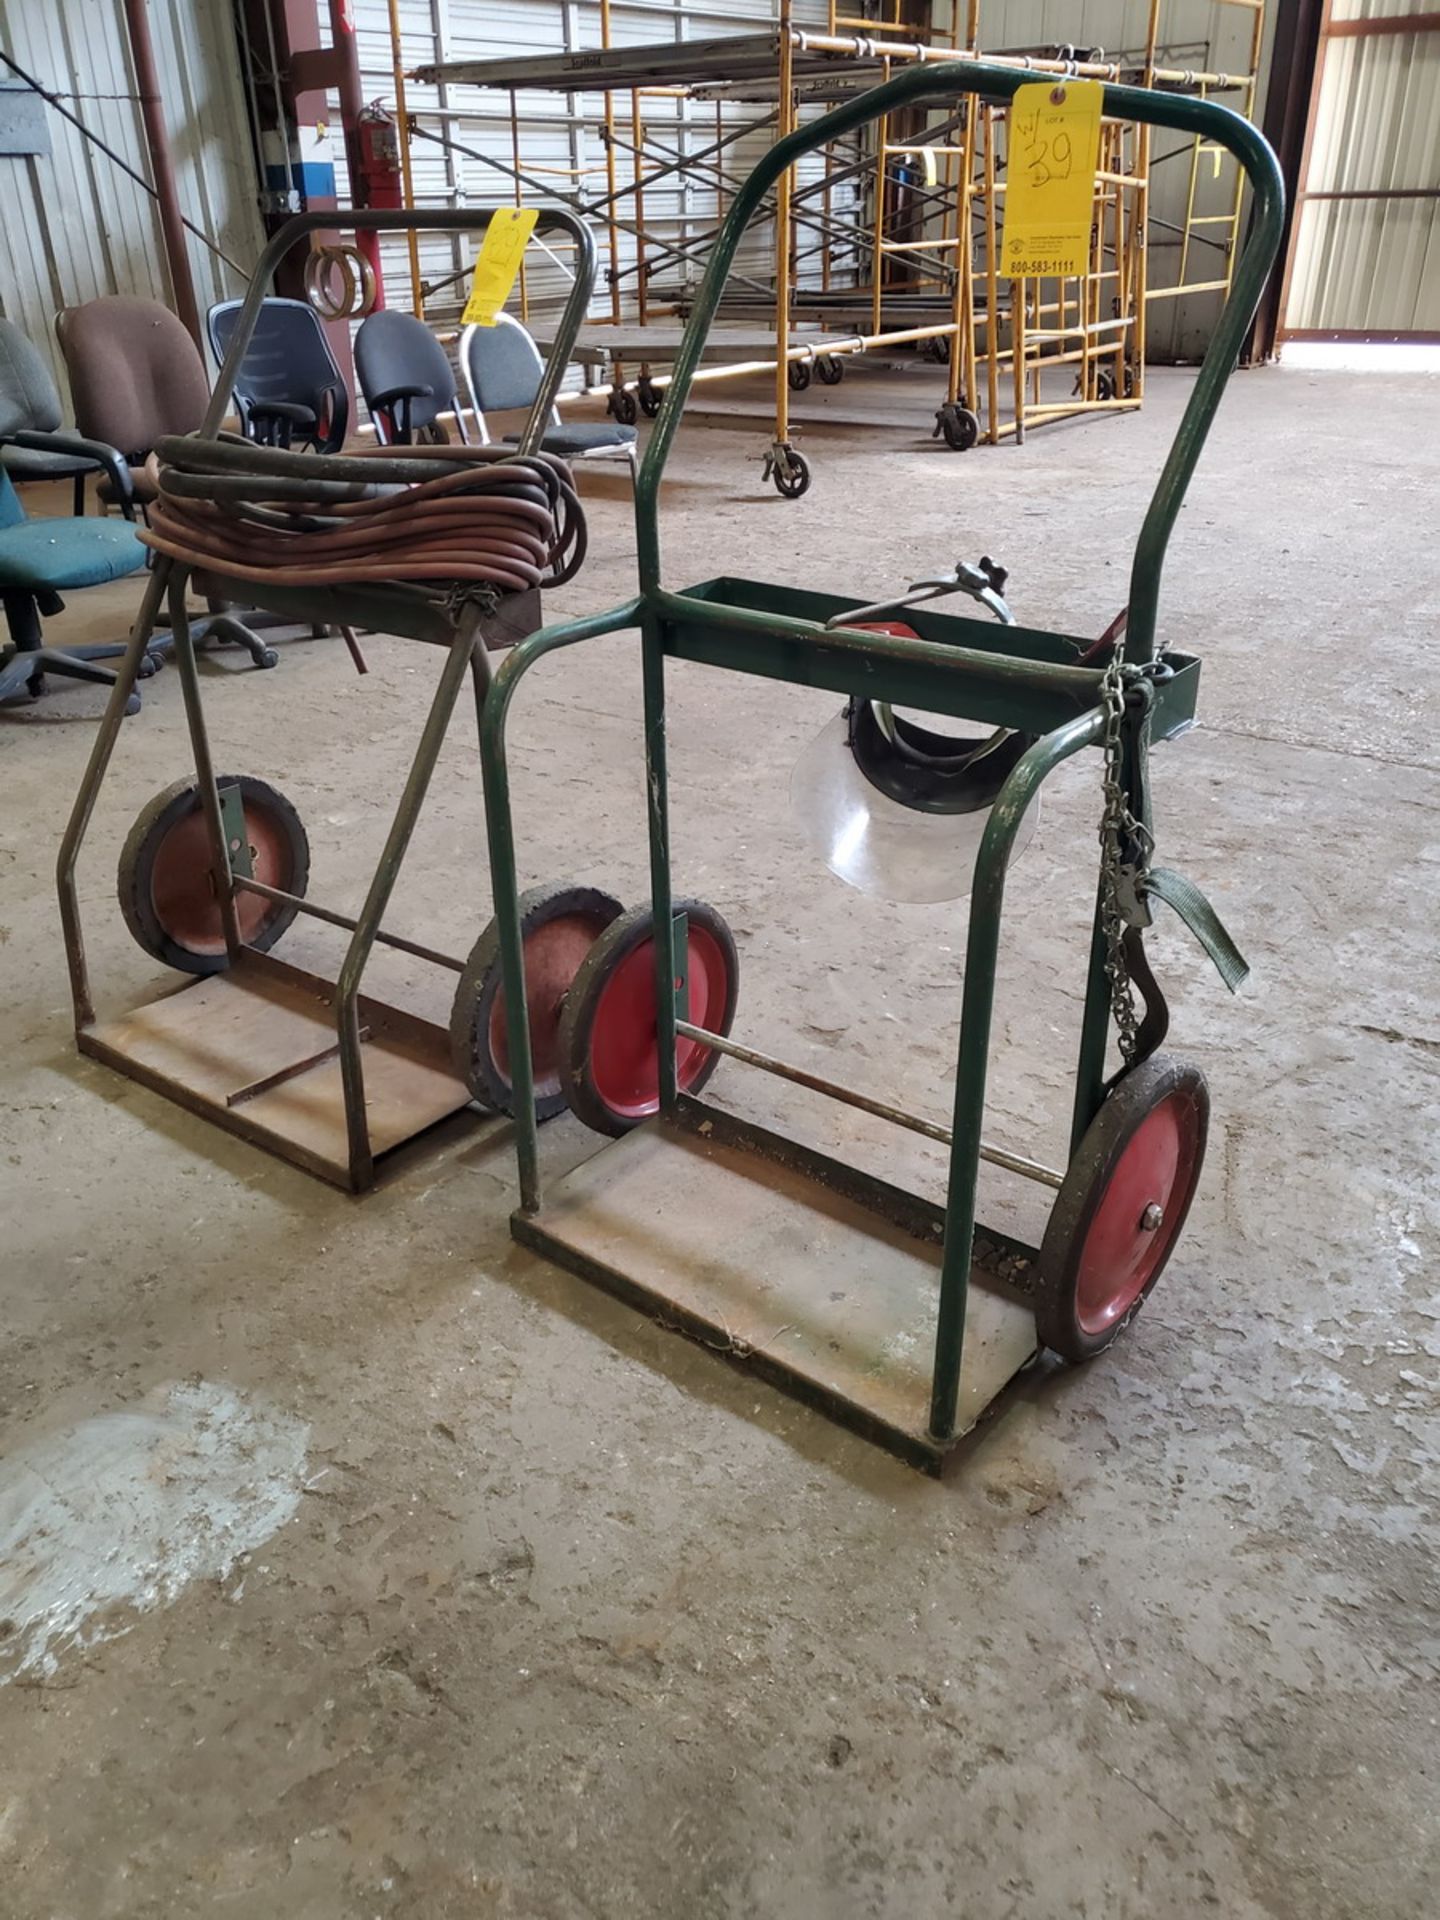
(232, 875, 465, 973)
(675, 1019, 1064, 1190)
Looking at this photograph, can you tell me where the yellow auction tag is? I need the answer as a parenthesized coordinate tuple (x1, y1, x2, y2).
(1000, 81, 1103, 280)
(462, 207, 538, 326)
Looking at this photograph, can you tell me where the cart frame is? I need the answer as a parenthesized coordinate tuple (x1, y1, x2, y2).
(478, 63, 1284, 1468)
(55, 206, 596, 1193)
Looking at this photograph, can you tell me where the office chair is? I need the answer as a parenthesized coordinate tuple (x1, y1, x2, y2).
(57, 296, 211, 512)
(0, 464, 153, 713)
(355, 309, 468, 446)
(0, 318, 105, 515)
(207, 297, 349, 452)
(459, 313, 637, 477)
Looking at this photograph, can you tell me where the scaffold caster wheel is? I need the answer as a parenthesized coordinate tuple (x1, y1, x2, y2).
(934, 404, 980, 451)
(1123, 363, 1138, 398)
(449, 882, 625, 1121)
(787, 358, 812, 391)
(608, 387, 638, 426)
(816, 354, 844, 386)
(771, 449, 811, 499)
(558, 899, 740, 1135)
(1095, 370, 1117, 401)
(117, 774, 309, 975)
(637, 376, 663, 418)
(1033, 1056, 1209, 1362)
(927, 335, 952, 365)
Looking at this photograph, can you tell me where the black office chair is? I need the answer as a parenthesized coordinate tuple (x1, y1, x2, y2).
(355, 310, 468, 446)
(207, 297, 349, 452)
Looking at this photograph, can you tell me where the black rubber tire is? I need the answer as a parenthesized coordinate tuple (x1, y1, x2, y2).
(637, 379, 663, 418)
(928, 335, 952, 365)
(1033, 1055, 1210, 1363)
(448, 882, 624, 1120)
(937, 405, 980, 451)
(816, 354, 844, 385)
(557, 898, 740, 1136)
(787, 359, 812, 391)
(608, 387, 639, 426)
(773, 450, 811, 499)
(117, 773, 309, 976)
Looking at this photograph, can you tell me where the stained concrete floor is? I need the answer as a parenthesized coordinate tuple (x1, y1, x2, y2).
(0, 365, 1436, 1919)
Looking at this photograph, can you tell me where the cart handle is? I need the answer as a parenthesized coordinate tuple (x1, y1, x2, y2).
(634, 61, 1285, 667)
(202, 208, 598, 460)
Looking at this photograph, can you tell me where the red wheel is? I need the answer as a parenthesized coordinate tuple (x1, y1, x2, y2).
(557, 899, 739, 1135)
(448, 883, 624, 1120)
(117, 774, 309, 976)
(1034, 1056, 1209, 1361)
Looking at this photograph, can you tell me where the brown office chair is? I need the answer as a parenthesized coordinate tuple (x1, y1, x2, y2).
(56, 296, 210, 510)
(56, 297, 353, 671)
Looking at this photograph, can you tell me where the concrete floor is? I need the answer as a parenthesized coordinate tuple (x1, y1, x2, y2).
(0, 365, 1436, 1918)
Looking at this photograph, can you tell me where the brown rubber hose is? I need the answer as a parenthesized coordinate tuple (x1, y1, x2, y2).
(139, 436, 586, 596)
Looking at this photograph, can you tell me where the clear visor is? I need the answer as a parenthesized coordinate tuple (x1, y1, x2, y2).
(790, 709, 1040, 904)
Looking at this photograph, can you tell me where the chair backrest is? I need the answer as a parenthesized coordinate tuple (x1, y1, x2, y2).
(207, 297, 349, 451)
(0, 318, 63, 440)
(354, 310, 461, 443)
(57, 296, 210, 459)
(460, 313, 545, 419)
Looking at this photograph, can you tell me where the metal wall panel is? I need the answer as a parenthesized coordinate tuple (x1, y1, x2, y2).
(0, 0, 263, 404)
(1285, 19, 1440, 335)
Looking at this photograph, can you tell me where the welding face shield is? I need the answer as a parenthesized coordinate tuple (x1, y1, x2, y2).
(789, 569, 1040, 904)
(790, 695, 1039, 905)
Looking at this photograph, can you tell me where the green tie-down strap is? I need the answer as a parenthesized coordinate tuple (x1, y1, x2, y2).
(1145, 867, 1251, 993)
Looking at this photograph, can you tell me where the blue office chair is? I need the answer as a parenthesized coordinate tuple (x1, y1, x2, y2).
(0, 466, 151, 713)
(207, 297, 349, 452)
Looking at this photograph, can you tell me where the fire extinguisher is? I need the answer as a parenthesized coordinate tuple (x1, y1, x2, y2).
(357, 101, 403, 210)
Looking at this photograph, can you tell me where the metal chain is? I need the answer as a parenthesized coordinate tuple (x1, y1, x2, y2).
(1097, 651, 1155, 1064)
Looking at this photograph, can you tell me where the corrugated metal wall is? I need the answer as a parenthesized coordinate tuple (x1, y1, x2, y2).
(1284, 6, 1440, 336)
(0, 0, 262, 403)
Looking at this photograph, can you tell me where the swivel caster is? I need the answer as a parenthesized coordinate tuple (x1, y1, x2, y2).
(933, 403, 980, 451)
(764, 442, 811, 499)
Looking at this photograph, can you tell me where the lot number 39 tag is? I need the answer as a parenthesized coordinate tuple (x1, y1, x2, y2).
(1000, 82, 1103, 280)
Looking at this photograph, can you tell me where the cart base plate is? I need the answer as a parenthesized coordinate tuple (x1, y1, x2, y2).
(80, 948, 472, 1191)
(512, 1112, 1038, 1472)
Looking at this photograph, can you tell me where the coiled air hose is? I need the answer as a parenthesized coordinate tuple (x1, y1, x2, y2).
(140, 434, 587, 598)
